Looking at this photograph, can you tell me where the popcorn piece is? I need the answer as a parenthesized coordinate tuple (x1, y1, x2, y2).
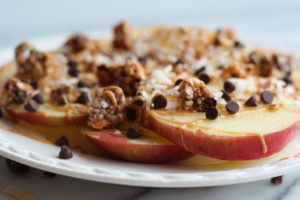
(88, 86, 125, 129)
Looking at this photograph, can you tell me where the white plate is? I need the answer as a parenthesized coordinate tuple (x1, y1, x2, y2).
(1, 32, 300, 188)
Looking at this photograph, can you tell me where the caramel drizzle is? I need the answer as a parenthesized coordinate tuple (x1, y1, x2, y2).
(148, 111, 268, 153)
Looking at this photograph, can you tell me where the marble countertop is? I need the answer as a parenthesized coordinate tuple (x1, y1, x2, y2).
(1, 0, 300, 199)
(0, 156, 299, 200)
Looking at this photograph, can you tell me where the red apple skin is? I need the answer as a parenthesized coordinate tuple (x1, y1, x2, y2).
(143, 113, 300, 160)
(6, 109, 87, 126)
(83, 130, 193, 163)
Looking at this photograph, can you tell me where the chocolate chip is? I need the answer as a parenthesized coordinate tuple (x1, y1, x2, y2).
(125, 107, 137, 121)
(198, 73, 211, 84)
(234, 40, 244, 48)
(58, 146, 73, 159)
(59, 97, 67, 106)
(205, 107, 219, 120)
(6, 159, 30, 175)
(97, 64, 108, 71)
(214, 37, 221, 46)
(174, 59, 185, 65)
(12, 90, 27, 104)
(224, 81, 235, 93)
(68, 67, 79, 77)
(245, 95, 258, 107)
(68, 60, 77, 68)
(221, 91, 231, 101)
(217, 65, 224, 70)
(77, 80, 90, 88)
(32, 93, 44, 104)
(133, 97, 145, 106)
(138, 57, 148, 63)
(283, 75, 293, 85)
(24, 99, 39, 112)
(55, 136, 69, 147)
(126, 127, 141, 139)
(30, 80, 39, 89)
(271, 176, 283, 185)
(43, 171, 57, 178)
(152, 94, 167, 109)
(261, 91, 273, 104)
(201, 97, 217, 111)
(226, 101, 240, 114)
(195, 66, 206, 75)
(174, 79, 183, 86)
(0, 107, 3, 118)
(76, 92, 90, 105)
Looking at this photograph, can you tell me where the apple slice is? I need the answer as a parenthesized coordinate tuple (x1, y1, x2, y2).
(0, 62, 17, 91)
(141, 105, 300, 160)
(82, 126, 193, 163)
(6, 104, 88, 126)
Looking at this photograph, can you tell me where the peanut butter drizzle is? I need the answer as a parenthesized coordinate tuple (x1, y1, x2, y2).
(148, 110, 268, 153)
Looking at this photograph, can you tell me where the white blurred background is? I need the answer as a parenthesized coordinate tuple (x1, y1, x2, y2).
(0, 0, 300, 50)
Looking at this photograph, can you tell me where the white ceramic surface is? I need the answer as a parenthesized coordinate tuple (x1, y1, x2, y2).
(1, 33, 300, 188)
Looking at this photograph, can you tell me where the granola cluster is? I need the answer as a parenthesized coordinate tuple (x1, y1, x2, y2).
(179, 78, 214, 111)
(15, 42, 58, 80)
(88, 86, 125, 129)
(1, 78, 33, 106)
(98, 60, 145, 96)
(113, 21, 134, 50)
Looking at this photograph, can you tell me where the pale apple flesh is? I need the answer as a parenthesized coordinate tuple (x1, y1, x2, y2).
(141, 106, 300, 160)
(6, 104, 88, 126)
(82, 127, 193, 163)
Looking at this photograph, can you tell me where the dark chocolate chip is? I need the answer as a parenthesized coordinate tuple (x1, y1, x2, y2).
(0, 108, 3, 118)
(200, 98, 217, 112)
(234, 40, 244, 48)
(12, 90, 27, 104)
(32, 93, 44, 104)
(224, 81, 236, 93)
(221, 90, 231, 101)
(97, 64, 108, 71)
(152, 94, 167, 109)
(283, 75, 293, 85)
(174, 79, 183, 86)
(77, 80, 90, 88)
(217, 65, 224, 70)
(58, 146, 73, 159)
(68, 60, 77, 68)
(76, 92, 90, 105)
(261, 91, 273, 104)
(55, 136, 69, 147)
(24, 100, 39, 112)
(195, 66, 206, 75)
(125, 107, 137, 121)
(6, 159, 30, 175)
(133, 98, 145, 106)
(198, 73, 211, 84)
(226, 101, 240, 114)
(205, 107, 219, 120)
(271, 176, 283, 185)
(43, 171, 57, 178)
(138, 57, 148, 63)
(245, 95, 258, 107)
(174, 59, 185, 65)
(126, 127, 141, 139)
(58, 97, 67, 106)
(30, 80, 39, 89)
(68, 67, 79, 77)
(214, 37, 221, 46)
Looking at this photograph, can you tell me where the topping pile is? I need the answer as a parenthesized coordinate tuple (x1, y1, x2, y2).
(0, 20, 299, 129)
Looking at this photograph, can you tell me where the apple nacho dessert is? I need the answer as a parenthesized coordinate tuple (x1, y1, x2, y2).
(0, 20, 300, 163)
